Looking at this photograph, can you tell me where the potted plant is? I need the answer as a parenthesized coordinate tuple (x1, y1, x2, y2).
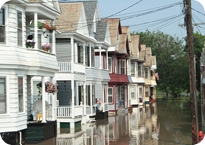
(41, 43, 51, 52)
(26, 41, 35, 48)
(43, 24, 56, 33)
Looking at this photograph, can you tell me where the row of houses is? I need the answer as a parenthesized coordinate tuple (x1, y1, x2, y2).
(0, 0, 157, 144)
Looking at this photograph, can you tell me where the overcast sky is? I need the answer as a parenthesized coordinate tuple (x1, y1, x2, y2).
(98, 0, 205, 41)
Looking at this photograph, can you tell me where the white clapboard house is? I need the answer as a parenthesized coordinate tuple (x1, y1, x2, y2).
(0, 0, 60, 144)
(54, 1, 110, 135)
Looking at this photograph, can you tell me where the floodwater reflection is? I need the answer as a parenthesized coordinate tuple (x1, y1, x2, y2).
(28, 99, 194, 145)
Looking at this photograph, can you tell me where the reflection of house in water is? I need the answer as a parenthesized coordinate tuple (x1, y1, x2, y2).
(144, 103, 159, 145)
(109, 114, 130, 145)
(57, 119, 109, 145)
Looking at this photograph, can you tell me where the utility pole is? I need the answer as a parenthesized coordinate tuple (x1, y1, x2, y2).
(184, 0, 199, 144)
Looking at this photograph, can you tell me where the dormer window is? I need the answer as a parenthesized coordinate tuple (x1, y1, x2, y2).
(0, 7, 5, 43)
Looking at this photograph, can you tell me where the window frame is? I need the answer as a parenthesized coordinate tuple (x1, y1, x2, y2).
(0, 6, 6, 43)
(108, 87, 113, 104)
(130, 85, 135, 99)
(16, 8, 23, 47)
(131, 62, 135, 76)
(18, 76, 24, 113)
(0, 75, 9, 115)
(108, 57, 112, 73)
(145, 67, 149, 78)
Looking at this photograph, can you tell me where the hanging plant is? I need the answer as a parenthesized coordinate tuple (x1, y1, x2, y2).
(36, 81, 58, 96)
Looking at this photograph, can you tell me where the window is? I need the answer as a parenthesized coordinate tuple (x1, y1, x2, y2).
(131, 62, 135, 76)
(85, 46, 90, 66)
(130, 86, 135, 99)
(91, 47, 95, 67)
(121, 60, 126, 74)
(86, 85, 90, 105)
(145, 87, 149, 97)
(0, 7, 5, 43)
(92, 85, 95, 105)
(139, 87, 142, 97)
(18, 77, 23, 112)
(108, 57, 112, 72)
(0, 78, 6, 114)
(145, 68, 148, 78)
(17, 11, 22, 46)
(117, 60, 120, 74)
(138, 65, 141, 77)
(78, 45, 83, 64)
(108, 88, 113, 103)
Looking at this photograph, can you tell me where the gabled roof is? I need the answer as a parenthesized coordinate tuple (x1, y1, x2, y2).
(95, 20, 108, 41)
(83, 1, 98, 35)
(144, 47, 152, 66)
(139, 44, 146, 61)
(118, 34, 128, 54)
(121, 26, 131, 42)
(130, 34, 140, 57)
(55, 3, 83, 33)
(102, 18, 122, 47)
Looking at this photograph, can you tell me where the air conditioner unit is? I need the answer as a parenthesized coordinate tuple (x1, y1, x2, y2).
(56, 100, 59, 106)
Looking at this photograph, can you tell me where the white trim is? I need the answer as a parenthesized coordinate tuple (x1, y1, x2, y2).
(17, 75, 24, 114)
(108, 57, 112, 73)
(16, 6, 25, 47)
(0, 4, 8, 44)
(0, 74, 9, 115)
(108, 87, 113, 104)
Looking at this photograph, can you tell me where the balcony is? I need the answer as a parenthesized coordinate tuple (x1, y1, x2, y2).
(58, 62, 85, 74)
(0, 46, 58, 75)
(86, 68, 110, 81)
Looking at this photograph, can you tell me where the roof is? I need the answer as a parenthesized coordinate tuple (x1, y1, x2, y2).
(118, 34, 128, 54)
(144, 47, 152, 66)
(102, 18, 121, 47)
(130, 34, 140, 57)
(95, 20, 108, 41)
(55, 3, 83, 33)
(83, 1, 98, 35)
(139, 44, 146, 61)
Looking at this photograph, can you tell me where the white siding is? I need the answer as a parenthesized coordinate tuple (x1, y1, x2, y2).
(0, 73, 27, 133)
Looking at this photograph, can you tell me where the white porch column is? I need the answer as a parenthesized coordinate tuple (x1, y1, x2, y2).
(83, 82, 86, 115)
(99, 46, 102, 69)
(51, 77, 56, 120)
(106, 49, 108, 70)
(41, 76, 46, 123)
(89, 44, 91, 67)
(90, 82, 93, 115)
(71, 37, 74, 73)
(83, 42, 85, 65)
(71, 80, 75, 118)
(51, 20, 56, 54)
(34, 13, 38, 50)
(102, 84, 105, 112)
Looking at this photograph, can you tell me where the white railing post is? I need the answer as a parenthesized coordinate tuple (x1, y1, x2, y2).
(34, 13, 38, 50)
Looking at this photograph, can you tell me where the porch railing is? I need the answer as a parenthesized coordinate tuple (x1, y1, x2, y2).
(56, 106, 83, 117)
(58, 62, 71, 72)
(58, 62, 85, 74)
(56, 106, 71, 117)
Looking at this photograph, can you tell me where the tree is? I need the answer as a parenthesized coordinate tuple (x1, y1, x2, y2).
(135, 30, 189, 97)
(184, 32, 205, 92)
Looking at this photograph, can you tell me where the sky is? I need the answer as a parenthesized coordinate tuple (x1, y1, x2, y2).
(98, 0, 205, 41)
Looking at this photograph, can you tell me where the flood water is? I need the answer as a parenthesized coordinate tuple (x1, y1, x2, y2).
(27, 98, 200, 145)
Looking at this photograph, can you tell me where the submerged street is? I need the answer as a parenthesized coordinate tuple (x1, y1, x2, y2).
(27, 98, 196, 145)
